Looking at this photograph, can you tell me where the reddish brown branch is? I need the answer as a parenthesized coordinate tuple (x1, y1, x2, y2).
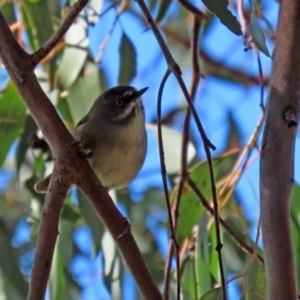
(156, 69, 181, 300)
(163, 16, 202, 299)
(0, 10, 163, 300)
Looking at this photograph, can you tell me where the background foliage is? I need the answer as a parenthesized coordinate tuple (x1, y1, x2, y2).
(0, 0, 298, 299)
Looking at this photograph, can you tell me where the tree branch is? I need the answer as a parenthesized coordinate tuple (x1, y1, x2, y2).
(260, 0, 300, 299)
(0, 11, 163, 300)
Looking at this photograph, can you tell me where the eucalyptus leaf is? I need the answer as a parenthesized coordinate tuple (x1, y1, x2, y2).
(156, 0, 172, 23)
(49, 247, 66, 300)
(0, 219, 28, 298)
(1, 0, 16, 25)
(77, 189, 104, 254)
(21, 0, 54, 51)
(200, 287, 222, 300)
(249, 16, 271, 57)
(61, 203, 81, 224)
(147, 124, 196, 174)
(118, 32, 137, 85)
(201, 0, 242, 36)
(246, 259, 266, 299)
(0, 83, 26, 167)
(56, 22, 89, 89)
(16, 115, 38, 174)
(67, 60, 102, 125)
(181, 257, 197, 300)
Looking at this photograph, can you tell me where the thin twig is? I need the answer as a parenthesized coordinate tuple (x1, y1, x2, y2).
(135, 0, 229, 295)
(202, 151, 227, 298)
(30, 0, 89, 65)
(136, 0, 215, 152)
(94, 1, 126, 63)
(163, 17, 202, 299)
(157, 69, 181, 300)
(256, 49, 265, 113)
(163, 244, 174, 300)
(237, 0, 266, 113)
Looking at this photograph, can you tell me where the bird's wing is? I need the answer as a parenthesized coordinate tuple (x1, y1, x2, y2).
(74, 115, 88, 130)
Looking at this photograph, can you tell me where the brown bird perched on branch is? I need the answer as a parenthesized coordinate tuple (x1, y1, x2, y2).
(34, 85, 148, 193)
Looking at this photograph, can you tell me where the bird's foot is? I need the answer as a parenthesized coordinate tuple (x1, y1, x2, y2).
(67, 139, 92, 158)
(78, 145, 92, 158)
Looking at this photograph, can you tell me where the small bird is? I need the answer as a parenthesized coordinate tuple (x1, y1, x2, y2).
(34, 85, 148, 193)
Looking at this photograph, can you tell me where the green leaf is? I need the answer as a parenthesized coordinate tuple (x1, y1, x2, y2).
(0, 218, 28, 299)
(208, 223, 219, 281)
(118, 32, 136, 85)
(56, 22, 89, 89)
(21, 0, 54, 51)
(246, 259, 266, 299)
(196, 213, 212, 296)
(56, 97, 74, 129)
(147, 124, 196, 174)
(201, 0, 242, 36)
(291, 184, 300, 289)
(61, 203, 81, 224)
(16, 115, 38, 173)
(249, 15, 271, 57)
(200, 287, 223, 300)
(181, 257, 198, 300)
(0, 83, 26, 167)
(1, 0, 16, 25)
(49, 246, 66, 300)
(156, 0, 172, 23)
(77, 189, 104, 254)
(176, 158, 222, 242)
(67, 60, 102, 124)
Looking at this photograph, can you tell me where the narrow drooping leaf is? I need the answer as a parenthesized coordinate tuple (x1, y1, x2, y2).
(147, 124, 196, 174)
(176, 154, 234, 242)
(246, 259, 266, 298)
(67, 61, 102, 124)
(0, 83, 26, 167)
(181, 257, 198, 300)
(21, 0, 54, 51)
(77, 189, 104, 254)
(16, 115, 37, 173)
(249, 16, 271, 57)
(1, 0, 16, 25)
(61, 203, 81, 224)
(56, 22, 89, 89)
(49, 247, 66, 300)
(118, 32, 136, 85)
(0, 219, 28, 299)
(156, 0, 172, 23)
(201, 0, 242, 35)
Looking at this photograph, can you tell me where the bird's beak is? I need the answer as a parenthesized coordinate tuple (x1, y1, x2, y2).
(136, 87, 148, 98)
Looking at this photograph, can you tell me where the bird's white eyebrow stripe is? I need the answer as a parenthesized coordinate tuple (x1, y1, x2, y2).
(115, 100, 137, 120)
(123, 90, 134, 97)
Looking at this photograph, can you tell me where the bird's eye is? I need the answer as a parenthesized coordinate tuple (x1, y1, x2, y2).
(116, 100, 123, 106)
